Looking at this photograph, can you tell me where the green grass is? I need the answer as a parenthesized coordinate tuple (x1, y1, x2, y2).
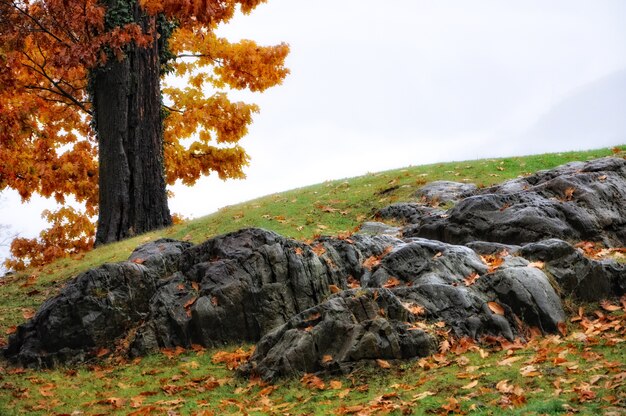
(0, 145, 625, 415)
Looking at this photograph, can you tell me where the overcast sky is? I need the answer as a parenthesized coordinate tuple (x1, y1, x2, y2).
(1, 0, 626, 264)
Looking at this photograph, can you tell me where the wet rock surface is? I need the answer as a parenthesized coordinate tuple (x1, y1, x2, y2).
(415, 180, 477, 204)
(4, 157, 625, 380)
(402, 157, 626, 246)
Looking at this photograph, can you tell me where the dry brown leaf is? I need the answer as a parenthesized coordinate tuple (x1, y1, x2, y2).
(321, 354, 333, 364)
(498, 356, 523, 366)
(463, 272, 479, 286)
(412, 391, 435, 401)
(376, 359, 392, 369)
(21, 308, 35, 320)
(488, 301, 505, 315)
(329, 284, 341, 294)
(300, 373, 325, 390)
(329, 380, 343, 390)
(528, 261, 545, 269)
(600, 300, 621, 312)
(461, 380, 478, 390)
(382, 277, 401, 288)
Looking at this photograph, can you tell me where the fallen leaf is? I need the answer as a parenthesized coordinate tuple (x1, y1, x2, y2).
(382, 277, 401, 288)
(329, 380, 343, 390)
(488, 301, 505, 315)
(600, 300, 621, 312)
(21, 309, 35, 320)
(329, 284, 341, 294)
(528, 261, 545, 269)
(321, 354, 333, 364)
(498, 356, 523, 366)
(412, 391, 435, 401)
(461, 380, 478, 390)
(520, 365, 541, 377)
(463, 272, 479, 286)
(300, 373, 325, 390)
(376, 359, 391, 369)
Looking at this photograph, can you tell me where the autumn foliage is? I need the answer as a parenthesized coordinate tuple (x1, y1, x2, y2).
(0, 0, 289, 269)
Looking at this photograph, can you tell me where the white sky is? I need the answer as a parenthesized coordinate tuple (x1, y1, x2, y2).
(1, 0, 626, 263)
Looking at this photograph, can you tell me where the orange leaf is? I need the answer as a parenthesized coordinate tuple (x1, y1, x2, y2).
(382, 277, 401, 288)
(487, 301, 505, 315)
(329, 284, 341, 294)
(600, 300, 621, 312)
(21, 308, 35, 320)
(300, 373, 325, 390)
(376, 359, 391, 369)
(329, 380, 343, 390)
(463, 272, 479, 286)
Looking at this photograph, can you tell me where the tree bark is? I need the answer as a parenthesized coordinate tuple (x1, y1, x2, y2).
(92, 5, 171, 246)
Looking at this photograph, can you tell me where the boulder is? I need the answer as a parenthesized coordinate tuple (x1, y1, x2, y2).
(403, 157, 626, 246)
(519, 239, 625, 301)
(5, 157, 624, 379)
(4, 239, 191, 367)
(241, 289, 437, 380)
(415, 181, 477, 204)
(377, 203, 445, 225)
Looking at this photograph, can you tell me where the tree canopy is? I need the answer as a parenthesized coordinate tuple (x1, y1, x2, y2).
(0, 0, 289, 269)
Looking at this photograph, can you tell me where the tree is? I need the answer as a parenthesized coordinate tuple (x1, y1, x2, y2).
(0, 0, 289, 269)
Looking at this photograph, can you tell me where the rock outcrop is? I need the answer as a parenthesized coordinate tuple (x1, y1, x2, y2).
(402, 157, 626, 246)
(3, 157, 625, 380)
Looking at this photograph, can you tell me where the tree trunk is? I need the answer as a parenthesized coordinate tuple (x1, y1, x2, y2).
(92, 5, 171, 246)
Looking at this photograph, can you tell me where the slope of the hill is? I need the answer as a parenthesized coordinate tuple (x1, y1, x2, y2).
(0, 146, 624, 415)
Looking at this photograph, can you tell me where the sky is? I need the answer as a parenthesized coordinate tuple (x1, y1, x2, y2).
(1, 0, 626, 264)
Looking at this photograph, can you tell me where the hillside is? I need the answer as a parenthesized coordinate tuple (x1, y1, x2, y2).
(0, 146, 625, 415)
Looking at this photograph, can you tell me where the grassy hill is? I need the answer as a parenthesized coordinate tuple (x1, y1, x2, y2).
(0, 146, 625, 415)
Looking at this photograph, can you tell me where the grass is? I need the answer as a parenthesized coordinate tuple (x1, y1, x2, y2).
(0, 145, 625, 415)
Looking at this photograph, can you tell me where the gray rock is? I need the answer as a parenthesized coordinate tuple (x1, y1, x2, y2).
(415, 181, 478, 204)
(519, 239, 625, 301)
(240, 289, 437, 381)
(466, 241, 521, 256)
(358, 222, 402, 236)
(404, 157, 626, 246)
(476, 267, 566, 333)
(4, 239, 191, 367)
(8, 154, 624, 377)
(376, 203, 445, 225)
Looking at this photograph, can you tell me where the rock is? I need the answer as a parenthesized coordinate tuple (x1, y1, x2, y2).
(240, 289, 437, 381)
(358, 222, 401, 236)
(403, 157, 626, 246)
(5, 263, 159, 367)
(377, 203, 445, 225)
(476, 267, 566, 333)
(131, 228, 347, 355)
(4, 240, 189, 367)
(6, 156, 623, 377)
(366, 238, 488, 287)
(415, 181, 477, 204)
(466, 241, 521, 256)
(519, 239, 625, 301)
